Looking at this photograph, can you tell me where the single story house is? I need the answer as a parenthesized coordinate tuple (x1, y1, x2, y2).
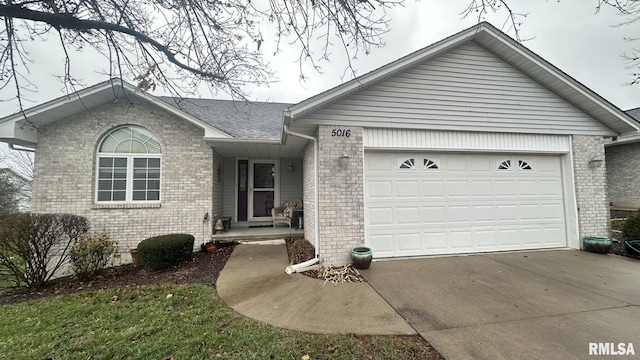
(1, 22, 638, 266)
(606, 107, 640, 210)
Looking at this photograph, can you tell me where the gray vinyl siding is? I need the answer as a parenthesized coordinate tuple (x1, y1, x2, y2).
(212, 150, 224, 219)
(296, 42, 613, 136)
(279, 158, 303, 202)
(222, 157, 236, 219)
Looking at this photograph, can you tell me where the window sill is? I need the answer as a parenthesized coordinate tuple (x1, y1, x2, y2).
(93, 203, 161, 210)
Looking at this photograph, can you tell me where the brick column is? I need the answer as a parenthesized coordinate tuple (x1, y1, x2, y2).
(317, 126, 364, 266)
(572, 135, 610, 246)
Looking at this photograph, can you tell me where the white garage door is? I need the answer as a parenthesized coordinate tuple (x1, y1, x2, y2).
(365, 152, 567, 257)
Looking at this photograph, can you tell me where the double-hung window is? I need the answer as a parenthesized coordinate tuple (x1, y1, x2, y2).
(96, 126, 162, 203)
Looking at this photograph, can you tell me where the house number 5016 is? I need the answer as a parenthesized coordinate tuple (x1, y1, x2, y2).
(331, 129, 351, 137)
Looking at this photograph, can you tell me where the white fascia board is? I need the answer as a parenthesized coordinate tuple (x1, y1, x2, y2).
(0, 80, 120, 125)
(479, 27, 640, 135)
(204, 137, 281, 144)
(287, 27, 478, 120)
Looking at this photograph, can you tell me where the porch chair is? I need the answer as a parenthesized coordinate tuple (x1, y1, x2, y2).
(271, 199, 302, 228)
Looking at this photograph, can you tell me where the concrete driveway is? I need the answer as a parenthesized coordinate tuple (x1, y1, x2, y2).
(362, 250, 640, 360)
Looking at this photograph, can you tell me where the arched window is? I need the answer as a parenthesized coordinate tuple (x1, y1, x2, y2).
(96, 126, 162, 202)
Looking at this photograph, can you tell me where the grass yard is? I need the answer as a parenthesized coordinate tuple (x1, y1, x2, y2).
(0, 284, 441, 360)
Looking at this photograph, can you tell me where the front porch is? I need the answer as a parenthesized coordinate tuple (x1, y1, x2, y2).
(211, 226, 304, 242)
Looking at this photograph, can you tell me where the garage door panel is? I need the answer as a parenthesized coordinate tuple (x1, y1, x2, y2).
(398, 233, 421, 252)
(424, 232, 448, 251)
(368, 207, 394, 227)
(367, 180, 393, 199)
(540, 180, 563, 196)
(445, 155, 468, 172)
(366, 152, 567, 257)
(422, 180, 445, 198)
(475, 230, 498, 248)
(471, 205, 494, 222)
(497, 229, 520, 246)
(450, 231, 474, 249)
(495, 181, 516, 196)
(447, 206, 471, 223)
(396, 181, 420, 197)
(397, 207, 420, 225)
(471, 180, 493, 197)
(446, 180, 470, 197)
(516, 180, 538, 197)
(495, 205, 518, 220)
(542, 204, 564, 220)
(422, 206, 447, 224)
(366, 154, 394, 172)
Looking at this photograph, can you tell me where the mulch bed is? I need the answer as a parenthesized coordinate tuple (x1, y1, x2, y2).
(0, 245, 235, 306)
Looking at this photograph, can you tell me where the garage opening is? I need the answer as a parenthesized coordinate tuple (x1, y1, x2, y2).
(364, 152, 567, 258)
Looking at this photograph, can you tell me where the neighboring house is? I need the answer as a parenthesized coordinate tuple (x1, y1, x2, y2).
(0, 167, 31, 212)
(605, 107, 640, 209)
(0, 22, 638, 266)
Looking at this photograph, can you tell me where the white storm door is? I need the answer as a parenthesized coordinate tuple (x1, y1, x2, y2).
(248, 160, 279, 220)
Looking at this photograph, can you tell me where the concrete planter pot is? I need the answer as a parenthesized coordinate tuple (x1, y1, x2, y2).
(583, 237, 612, 254)
(129, 248, 139, 265)
(350, 246, 373, 269)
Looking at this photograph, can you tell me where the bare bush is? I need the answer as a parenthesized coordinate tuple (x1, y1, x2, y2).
(0, 213, 89, 287)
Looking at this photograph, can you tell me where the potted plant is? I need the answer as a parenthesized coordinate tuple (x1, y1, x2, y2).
(350, 246, 373, 269)
(129, 248, 139, 265)
(583, 237, 612, 254)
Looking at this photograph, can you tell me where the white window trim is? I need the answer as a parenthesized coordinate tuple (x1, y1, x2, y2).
(95, 153, 162, 204)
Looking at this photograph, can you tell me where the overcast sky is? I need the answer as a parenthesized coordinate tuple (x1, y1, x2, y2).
(2, 0, 640, 117)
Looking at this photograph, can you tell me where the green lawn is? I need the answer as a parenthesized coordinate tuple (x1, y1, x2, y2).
(0, 284, 437, 360)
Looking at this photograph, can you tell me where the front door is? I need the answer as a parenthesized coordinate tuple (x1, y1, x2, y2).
(248, 160, 279, 220)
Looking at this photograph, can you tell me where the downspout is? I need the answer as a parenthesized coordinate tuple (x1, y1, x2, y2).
(283, 124, 320, 274)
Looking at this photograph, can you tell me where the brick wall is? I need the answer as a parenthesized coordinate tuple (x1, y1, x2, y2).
(605, 142, 640, 209)
(302, 141, 316, 247)
(32, 99, 213, 256)
(572, 135, 610, 245)
(317, 126, 364, 266)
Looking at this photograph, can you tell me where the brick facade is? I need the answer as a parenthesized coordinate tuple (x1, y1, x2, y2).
(32, 99, 214, 254)
(572, 135, 610, 245)
(605, 142, 640, 209)
(302, 140, 316, 247)
(316, 126, 365, 266)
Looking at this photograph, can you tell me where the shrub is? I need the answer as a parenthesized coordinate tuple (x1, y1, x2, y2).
(138, 234, 194, 270)
(69, 232, 118, 280)
(0, 213, 89, 287)
(623, 214, 640, 240)
(289, 239, 315, 265)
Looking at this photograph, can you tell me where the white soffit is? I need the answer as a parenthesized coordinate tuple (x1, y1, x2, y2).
(364, 129, 571, 153)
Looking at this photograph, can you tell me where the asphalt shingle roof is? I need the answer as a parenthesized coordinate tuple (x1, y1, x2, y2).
(159, 97, 292, 140)
(625, 107, 640, 123)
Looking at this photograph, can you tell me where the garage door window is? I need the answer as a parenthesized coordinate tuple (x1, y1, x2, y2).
(518, 160, 533, 171)
(423, 158, 439, 170)
(497, 160, 512, 171)
(399, 158, 416, 169)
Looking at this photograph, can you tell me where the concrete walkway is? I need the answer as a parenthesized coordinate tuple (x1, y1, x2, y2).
(216, 241, 415, 335)
(362, 250, 640, 360)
